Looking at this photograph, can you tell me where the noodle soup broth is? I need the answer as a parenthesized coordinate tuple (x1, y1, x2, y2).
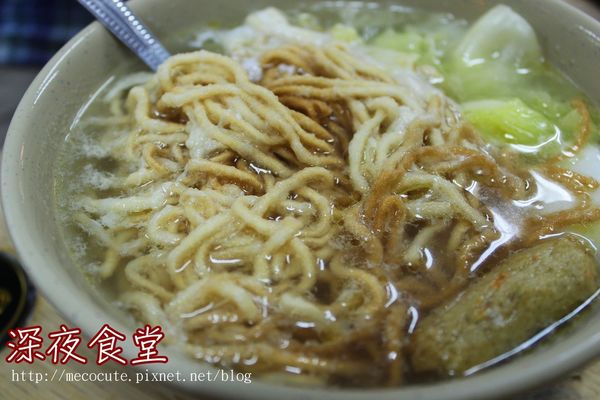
(54, 2, 600, 387)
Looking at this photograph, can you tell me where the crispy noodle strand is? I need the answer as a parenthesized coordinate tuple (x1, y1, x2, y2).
(70, 42, 600, 386)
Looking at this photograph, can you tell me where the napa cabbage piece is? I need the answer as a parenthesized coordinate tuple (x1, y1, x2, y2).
(462, 99, 560, 150)
(444, 5, 600, 155)
(371, 29, 425, 54)
(293, 12, 321, 31)
(368, 17, 465, 68)
(453, 5, 542, 68)
(330, 24, 361, 42)
(443, 5, 544, 102)
(364, 47, 420, 70)
(460, 94, 596, 157)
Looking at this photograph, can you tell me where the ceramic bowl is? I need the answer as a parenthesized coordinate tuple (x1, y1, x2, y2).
(3, 0, 600, 399)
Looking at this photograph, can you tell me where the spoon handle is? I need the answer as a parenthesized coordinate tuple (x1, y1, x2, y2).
(77, 0, 171, 71)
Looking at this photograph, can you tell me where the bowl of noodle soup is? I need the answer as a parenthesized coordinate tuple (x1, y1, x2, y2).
(3, 0, 600, 399)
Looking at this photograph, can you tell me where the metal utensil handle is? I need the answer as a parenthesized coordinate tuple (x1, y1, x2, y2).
(77, 0, 171, 71)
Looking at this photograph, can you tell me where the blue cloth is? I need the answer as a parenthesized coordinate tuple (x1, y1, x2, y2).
(0, 0, 92, 65)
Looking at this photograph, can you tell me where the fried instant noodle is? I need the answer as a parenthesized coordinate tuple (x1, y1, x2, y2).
(69, 38, 599, 386)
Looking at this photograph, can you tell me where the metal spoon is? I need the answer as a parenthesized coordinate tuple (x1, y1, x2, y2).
(77, 0, 171, 71)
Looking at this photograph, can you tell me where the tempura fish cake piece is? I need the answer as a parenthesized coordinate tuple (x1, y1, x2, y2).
(410, 236, 599, 376)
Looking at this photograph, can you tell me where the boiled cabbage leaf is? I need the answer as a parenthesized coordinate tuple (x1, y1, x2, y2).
(330, 24, 361, 42)
(462, 99, 561, 152)
(453, 5, 542, 68)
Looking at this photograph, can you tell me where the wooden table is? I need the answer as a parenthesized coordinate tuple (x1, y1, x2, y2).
(2, 1, 600, 399)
